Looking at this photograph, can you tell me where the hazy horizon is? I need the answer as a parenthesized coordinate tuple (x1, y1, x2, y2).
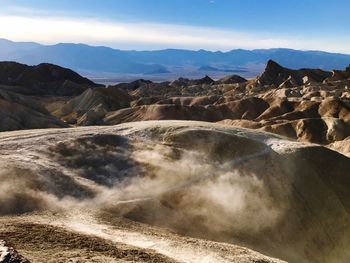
(0, 0, 349, 53)
(3, 37, 350, 55)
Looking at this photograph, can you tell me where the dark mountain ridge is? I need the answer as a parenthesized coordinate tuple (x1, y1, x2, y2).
(0, 61, 100, 96)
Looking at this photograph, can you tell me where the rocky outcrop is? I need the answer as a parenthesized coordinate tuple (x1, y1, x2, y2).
(215, 74, 247, 84)
(170, 76, 214, 87)
(112, 79, 153, 91)
(220, 96, 350, 144)
(190, 75, 215, 85)
(0, 240, 29, 263)
(325, 67, 350, 82)
(253, 60, 332, 87)
(54, 87, 132, 125)
(0, 61, 100, 96)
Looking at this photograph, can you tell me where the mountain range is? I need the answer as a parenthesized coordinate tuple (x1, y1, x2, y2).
(1, 38, 350, 82)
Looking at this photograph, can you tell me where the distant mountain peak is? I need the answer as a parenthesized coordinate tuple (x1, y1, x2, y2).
(202, 75, 214, 83)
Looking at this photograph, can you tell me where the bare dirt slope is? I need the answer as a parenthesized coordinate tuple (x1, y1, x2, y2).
(1, 121, 350, 262)
(0, 121, 293, 263)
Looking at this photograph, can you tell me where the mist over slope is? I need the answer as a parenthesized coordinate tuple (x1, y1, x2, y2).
(1, 121, 350, 262)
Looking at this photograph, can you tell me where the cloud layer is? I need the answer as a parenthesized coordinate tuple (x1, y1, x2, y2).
(0, 14, 349, 53)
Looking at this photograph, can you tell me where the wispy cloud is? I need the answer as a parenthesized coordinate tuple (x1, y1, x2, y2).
(0, 14, 349, 53)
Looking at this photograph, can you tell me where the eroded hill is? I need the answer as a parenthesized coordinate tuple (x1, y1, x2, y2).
(38, 60, 350, 155)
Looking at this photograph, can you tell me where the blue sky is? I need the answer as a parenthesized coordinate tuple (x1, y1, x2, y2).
(0, 0, 349, 53)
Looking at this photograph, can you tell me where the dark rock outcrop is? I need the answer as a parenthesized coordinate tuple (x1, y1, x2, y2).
(255, 60, 332, 87)
(0, 61, 100, 96)
(215, 75, 247, 84)
(170, 76, 214, 87)
(325, 65, 350, 82)
(0, 240, 30, 263)
(113, 79, 153, 91)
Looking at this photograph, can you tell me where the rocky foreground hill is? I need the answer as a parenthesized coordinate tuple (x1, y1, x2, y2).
(1, 60, 350, 262)
(2, 121, 350, 263)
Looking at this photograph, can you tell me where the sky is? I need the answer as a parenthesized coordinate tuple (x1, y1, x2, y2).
(0, 0, 349, 53)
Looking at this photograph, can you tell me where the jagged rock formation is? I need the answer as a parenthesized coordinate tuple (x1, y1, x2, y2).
(251, 59, 332, 88)
(219, 97, 350, 144)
